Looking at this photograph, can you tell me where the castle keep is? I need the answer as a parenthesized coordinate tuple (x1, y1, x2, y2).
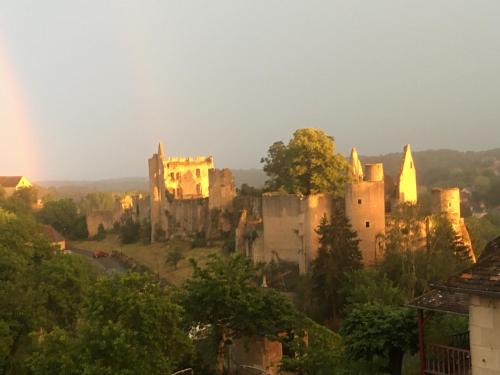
(148, 142, 236, 241)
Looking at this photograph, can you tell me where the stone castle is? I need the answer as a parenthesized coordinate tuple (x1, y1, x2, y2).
(85, 140, 474, 273)
(235, 142, 475, 272)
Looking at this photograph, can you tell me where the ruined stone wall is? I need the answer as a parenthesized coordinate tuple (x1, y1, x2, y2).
(86, 210, 119, 237)
(229, 336, 282, 375)
(208, 168, 236, 211)
(345, 165, 385, 266)
(86, 194, 149, 237)
(165, 199, 209, 237)
(163, 156, 213, 199)
(469, 295, 500, 375)
(303, 194, 335, 264)
(261, 193, 333, 273)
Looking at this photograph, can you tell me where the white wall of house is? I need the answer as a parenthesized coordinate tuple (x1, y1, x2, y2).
(469, 295, 500, 374)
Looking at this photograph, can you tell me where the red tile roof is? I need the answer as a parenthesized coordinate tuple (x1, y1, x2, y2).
(42, 225, 65, 243)
(0, 176, 23, 188)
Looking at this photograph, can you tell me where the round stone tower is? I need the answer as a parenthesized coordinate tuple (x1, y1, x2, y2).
(432, 187, 461, 226)
(365, 163, 384, 182)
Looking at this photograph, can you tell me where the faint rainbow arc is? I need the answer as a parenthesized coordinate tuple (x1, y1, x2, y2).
(0, 36, 39, 179)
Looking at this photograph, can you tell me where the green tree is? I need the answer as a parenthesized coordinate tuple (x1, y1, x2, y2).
(79, 192, 116, 214)
(381, 204, 426, 299)
(166, 247, 184, 269)
(311, 208, 362, 325)
(0, 209, 93, 373)
(343, 269, 405, 309)
(261, 128, 349, 196)
(37, 199, 88, 240)
(94, 223, 106, 241)
(340, 303, 417, 375)
(29, 273, 192, 375)
(0, 187, 38, 214)
(118, 214, 141, 244)
(179, 254, 298, 374)
(281, 318, 343, 375)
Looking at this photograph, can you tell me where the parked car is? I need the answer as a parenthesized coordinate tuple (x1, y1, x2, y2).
(92, 250, 109, 258)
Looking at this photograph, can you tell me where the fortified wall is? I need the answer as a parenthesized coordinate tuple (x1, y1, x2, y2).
(86, 194, 149, 237)
(236, 193, 333, 274)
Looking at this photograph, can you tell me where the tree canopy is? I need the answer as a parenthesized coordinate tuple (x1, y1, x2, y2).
(261, 128, 349, 196)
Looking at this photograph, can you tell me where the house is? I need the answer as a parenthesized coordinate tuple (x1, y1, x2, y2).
(42, 225, 66, 250)
(0, 176, 32, 197)
(410, 236, 500, 375)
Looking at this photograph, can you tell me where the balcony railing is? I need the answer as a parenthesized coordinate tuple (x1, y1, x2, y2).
(425, 343, 471, 375)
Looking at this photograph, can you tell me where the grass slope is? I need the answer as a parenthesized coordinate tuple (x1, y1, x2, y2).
(72, 234, 222, 286)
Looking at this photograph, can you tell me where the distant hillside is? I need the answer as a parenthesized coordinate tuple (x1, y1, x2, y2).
(36, 177, 149, 199)
(231, 169, 267, 188)
(35, 148, 500, 203)
(35, 171, 268, 199)
(362, 148, 500, 188)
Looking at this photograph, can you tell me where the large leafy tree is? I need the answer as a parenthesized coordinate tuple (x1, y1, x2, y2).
(37, 199, 88, 240)
(311, 207, 362, 324)
(29, 273, 191, 375)
(381, 203, 427, 299)
(179, 254, 298, 374)
(261, 128, 349, 196)
(340, 303, 417, 375)
(0, 209, 92, 374)
(0, 186, 38, 215)
(382, 205, 472, 300)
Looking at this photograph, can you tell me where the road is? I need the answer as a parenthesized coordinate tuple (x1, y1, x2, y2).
(70, 247, 127, 274)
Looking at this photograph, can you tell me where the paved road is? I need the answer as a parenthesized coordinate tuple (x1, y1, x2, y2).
(70, 247, 127, 274)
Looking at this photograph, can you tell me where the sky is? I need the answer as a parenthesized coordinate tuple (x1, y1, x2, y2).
(0, 1, 499, 180)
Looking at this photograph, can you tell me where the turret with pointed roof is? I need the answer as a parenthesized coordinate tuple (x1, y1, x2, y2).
(397, 144, 417, 204)
(349, 147, 364, 182)
(158, 142, 165, 159)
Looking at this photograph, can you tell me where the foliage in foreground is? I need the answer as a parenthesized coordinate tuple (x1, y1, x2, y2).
(29, 273, 192, 375)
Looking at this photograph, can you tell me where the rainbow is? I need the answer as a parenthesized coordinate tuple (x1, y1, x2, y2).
(0, 35, 39, 179)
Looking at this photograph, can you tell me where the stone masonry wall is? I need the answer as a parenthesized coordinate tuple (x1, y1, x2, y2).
(469, 295, 500, 375)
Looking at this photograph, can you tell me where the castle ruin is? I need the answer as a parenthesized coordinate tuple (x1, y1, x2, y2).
(237, 142, 475, 272)
(148, 142, 236, 242)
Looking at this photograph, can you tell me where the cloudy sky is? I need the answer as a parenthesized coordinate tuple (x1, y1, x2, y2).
(1, 1, 499, 180)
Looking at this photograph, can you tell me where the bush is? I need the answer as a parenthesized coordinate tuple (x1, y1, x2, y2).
(191, 231, 207, 248)
(93, 224, 106, 241)
(119, 216, 141, 244)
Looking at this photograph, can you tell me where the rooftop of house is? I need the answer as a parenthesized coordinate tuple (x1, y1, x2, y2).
(42, 225, 65, 243)
(439, 236, 500, 298)
(0, 176, 24, 188)
(409, 236, 500, 314)
(408, 289, 469, 316)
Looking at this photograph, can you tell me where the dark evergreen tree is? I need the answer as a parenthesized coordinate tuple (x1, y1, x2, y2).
(311, 205, 362, 325)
